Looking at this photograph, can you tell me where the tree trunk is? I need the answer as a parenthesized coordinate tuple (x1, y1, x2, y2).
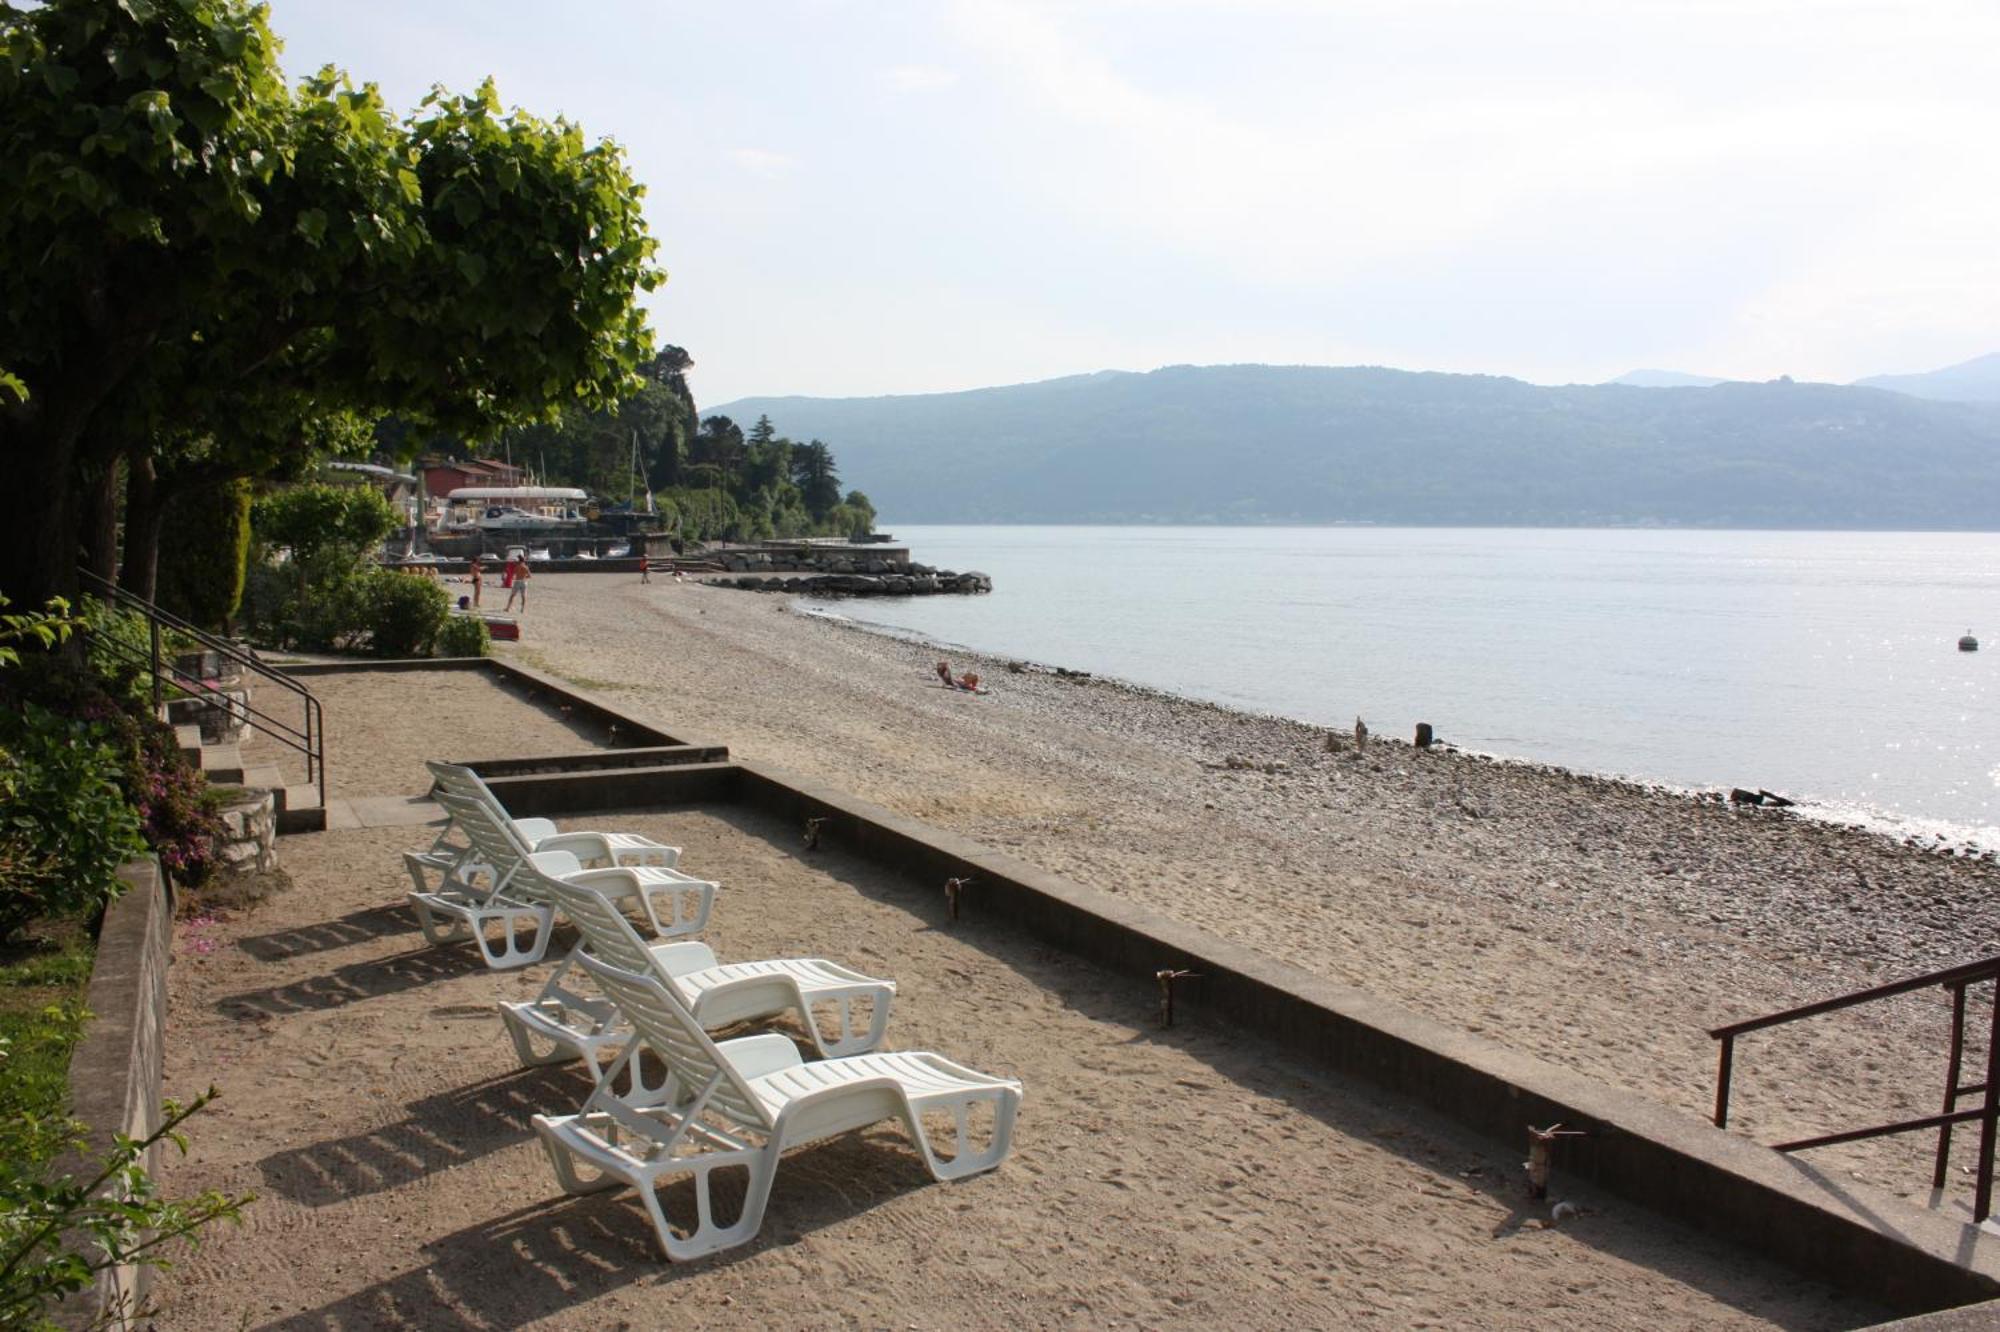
(78, 456, 123, 587)
(120, 455, 163, 604)
(0, 401, 84, 613)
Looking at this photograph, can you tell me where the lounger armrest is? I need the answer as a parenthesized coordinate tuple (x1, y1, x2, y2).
(512, 817, 561, 844)
(647, 940, 719, 977)
(715, 1033, 803, 1082)
(529, 849, 585, 878)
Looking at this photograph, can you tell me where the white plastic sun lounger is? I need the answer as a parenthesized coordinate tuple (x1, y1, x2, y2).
(532, 948, 1021, 1261)
(407, 789, 716, 969)
(500, 872, 895, 1077)
(403, 760, 682, 898)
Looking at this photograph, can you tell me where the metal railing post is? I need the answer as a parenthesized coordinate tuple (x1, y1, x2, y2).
(148, 616, 163, 713)
(1977, 978, 1999, 1223)
(1937, 981, 1969, 1190)
(1714, 1035, 1735, 1128)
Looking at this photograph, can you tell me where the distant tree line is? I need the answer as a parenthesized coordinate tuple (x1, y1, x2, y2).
(384, 349, 875, 542)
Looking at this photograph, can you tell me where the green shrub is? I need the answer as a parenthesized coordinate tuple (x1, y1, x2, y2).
(434, 613, 490, 658)
(0, 705, 146, 941)
(156, 479, 253, 632)
(250, 483, 396, 569)
(77, 600, 156, 711)
(359, 570, 449, 658)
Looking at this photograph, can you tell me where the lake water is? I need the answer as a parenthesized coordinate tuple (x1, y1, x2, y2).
(802, 526, 2000, 848)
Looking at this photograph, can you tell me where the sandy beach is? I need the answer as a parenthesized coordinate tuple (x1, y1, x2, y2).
(148, 670, 1885, 1329)
(506, 572, 1998, 1202)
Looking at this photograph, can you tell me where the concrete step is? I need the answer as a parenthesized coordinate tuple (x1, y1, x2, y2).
(239, 764, 287, 792)
(200, 742, 245, 784)
(174, 723, 203, 766)
(275, 785, 326, 835)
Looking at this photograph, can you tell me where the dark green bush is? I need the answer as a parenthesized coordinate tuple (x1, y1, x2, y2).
(0, 704, 146, 941)
(359, 570, 450, 658)
(156, 478, 253, 632)
(434, 613, 490, 658)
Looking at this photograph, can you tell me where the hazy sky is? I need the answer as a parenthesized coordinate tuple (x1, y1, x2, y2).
(274, 1, 2000, 405)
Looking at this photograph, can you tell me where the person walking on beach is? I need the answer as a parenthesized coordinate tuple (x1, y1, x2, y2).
(634, 530, 650, 584)
(504, 556, 530, 613)
(468, 554, 484, 608)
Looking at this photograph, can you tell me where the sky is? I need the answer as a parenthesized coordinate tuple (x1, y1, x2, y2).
(273, 0, 2000, 406)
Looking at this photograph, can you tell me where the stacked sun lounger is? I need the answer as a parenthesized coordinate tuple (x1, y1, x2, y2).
(401, 760, 1023, 1259)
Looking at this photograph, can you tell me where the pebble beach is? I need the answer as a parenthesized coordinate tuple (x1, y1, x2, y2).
(512, 571, 1999, 1205)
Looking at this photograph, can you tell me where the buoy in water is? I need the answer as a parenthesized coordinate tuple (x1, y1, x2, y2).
(1961, 632, 1980, 652)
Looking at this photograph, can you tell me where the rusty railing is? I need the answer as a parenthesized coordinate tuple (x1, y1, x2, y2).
(1710, 953, 2000, 1222)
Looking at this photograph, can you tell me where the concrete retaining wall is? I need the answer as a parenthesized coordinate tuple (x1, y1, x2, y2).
(51, 859, 172, 1331)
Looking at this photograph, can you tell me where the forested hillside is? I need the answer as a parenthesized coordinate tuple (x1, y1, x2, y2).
(713, 365, 2000, 528)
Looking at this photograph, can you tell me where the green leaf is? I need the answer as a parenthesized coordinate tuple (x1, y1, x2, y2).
(295, 209, 326, 244)
(455, 252, 486, 286)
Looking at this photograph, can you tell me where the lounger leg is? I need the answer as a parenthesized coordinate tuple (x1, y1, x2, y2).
(904, 1089, 1020, 1181)
(402, 852, 439, 897)
(636, 1150, 778, 1261)
(499, 1004, 586, 1069)
(636, 882, 713, 938)
(802, 988, 896, 1059)
(407, 895, 471, 945)
(470, 905, 554, 970)
(531, 1117, 623, 1196)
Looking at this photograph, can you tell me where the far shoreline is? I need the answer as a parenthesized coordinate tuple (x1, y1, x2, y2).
(788, 590, 2000, 859)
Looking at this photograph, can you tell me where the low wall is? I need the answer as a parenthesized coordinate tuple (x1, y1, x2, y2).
(52, 858, 172, 1331)
(465, 744, 729, 778)
(277, 656, 707, 750)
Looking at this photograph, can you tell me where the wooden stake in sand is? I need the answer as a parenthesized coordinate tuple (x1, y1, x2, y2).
(944, 876, 973, 922)
(1156, 968, 1200, 1027)
(1523, 1123, 1586, 1199)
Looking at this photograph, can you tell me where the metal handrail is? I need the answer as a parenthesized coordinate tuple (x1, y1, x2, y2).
(1709, 954, 2000, 1222)
(76, 568, 324, 804)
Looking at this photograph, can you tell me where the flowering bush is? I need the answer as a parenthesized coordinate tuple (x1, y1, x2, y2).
(126, 714, 225, 886)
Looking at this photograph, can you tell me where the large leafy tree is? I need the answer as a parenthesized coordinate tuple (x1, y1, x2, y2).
(0, 0, 662, 609)
(789, 438, 842, 519)
(689, 414, 745, 487)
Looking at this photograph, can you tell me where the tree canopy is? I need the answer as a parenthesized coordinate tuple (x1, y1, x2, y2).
(0, 0, 663, 606)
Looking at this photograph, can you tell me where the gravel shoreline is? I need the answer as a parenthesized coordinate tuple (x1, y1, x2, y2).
(509, 572, 2000, 1211)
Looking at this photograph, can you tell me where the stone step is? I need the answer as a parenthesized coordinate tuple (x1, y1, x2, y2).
(174, 723, 203, 766)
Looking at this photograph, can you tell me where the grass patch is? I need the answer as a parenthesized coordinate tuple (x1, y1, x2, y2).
(0, 919, 96, 1173)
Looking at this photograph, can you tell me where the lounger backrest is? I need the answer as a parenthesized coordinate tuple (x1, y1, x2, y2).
(428, 761, 503, 813)
(542, 876, 657, 976)
(432, 790, 548, 901)
(575, 950, 775, 1132)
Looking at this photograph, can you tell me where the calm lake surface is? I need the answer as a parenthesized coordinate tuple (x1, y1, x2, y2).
(802, 526, 2000, 847)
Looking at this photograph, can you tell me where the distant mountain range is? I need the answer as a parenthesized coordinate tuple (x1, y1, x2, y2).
(1853, 352, 2000, 403)
(709, 363, 2000, 529)
(1606, 352, 2000, 403)
(1606, 369, 1727, 389)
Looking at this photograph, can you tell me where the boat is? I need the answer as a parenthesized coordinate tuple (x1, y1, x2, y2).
(439, 486, 590, 534)
(1961, 632, 1980, 652)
